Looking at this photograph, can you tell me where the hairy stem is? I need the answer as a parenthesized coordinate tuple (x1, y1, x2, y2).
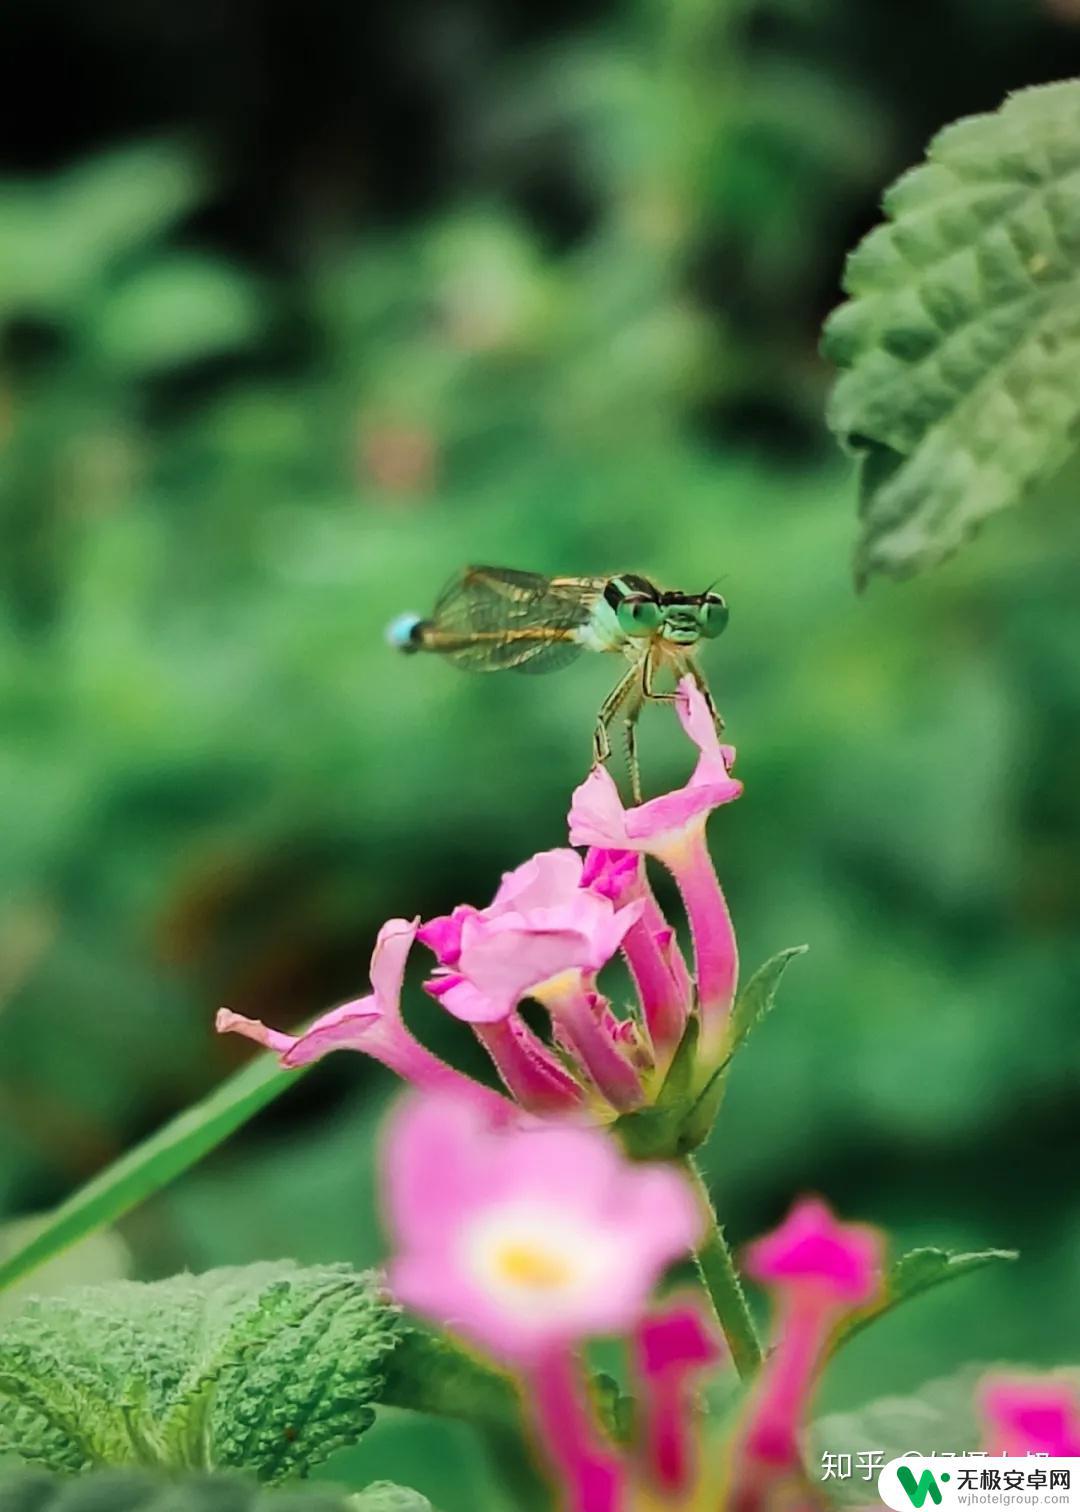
(683, 1157, 763, 1380)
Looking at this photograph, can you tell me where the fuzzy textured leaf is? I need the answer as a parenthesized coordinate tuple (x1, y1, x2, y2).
(833, 1247, 1018, 1351)
(0, 1264, 402, 1484)
(824, 80, 1080, 583)
(0, 1468, 433, 1511)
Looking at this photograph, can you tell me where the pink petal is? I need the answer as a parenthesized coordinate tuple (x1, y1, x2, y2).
(492, 848, 584, 912)
(568, 766, 632, 850)
(215, 1008, 297, 1057)
(426, 970, 509, 1024)
(369, 916, 420, 1010)
(418, 906, 476, 967)
(279, 997, 384, 1067)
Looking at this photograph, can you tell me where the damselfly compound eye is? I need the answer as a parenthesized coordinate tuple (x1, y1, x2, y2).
(616, 595, 664, 636)
(700, 595, 729, 639)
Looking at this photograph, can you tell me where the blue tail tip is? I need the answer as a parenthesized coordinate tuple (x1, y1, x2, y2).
(386, 612, 423, 652)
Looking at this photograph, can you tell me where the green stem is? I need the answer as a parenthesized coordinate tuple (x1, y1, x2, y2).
(683, 1157, 763, 1380)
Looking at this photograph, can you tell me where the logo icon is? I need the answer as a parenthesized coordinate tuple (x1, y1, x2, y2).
(895, 1464, 950, 1507)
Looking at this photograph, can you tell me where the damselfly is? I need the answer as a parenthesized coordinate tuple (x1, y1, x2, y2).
(388, 566, 729, 799)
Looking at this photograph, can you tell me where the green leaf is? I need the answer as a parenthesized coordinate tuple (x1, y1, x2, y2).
(84, 256, 265, 373)
(0, 1466, 428, 1511)
(824, 79, 1080, 584)
(0, 1264, 401, 1484)
(832, 1247, 1018, 1352)
(0, 1050, 311, 1297)
(727, 945, 809, 1059)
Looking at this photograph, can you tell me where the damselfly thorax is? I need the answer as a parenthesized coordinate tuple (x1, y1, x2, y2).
(387, 566, 728, 800)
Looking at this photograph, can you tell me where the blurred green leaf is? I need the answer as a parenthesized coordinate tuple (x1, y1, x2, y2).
(84, 256, 264, 373)
(0, 1263, 400, 1481)
(0, 1220, 129, 1321)
(0, 1467, 421, 1511)
(824, 79, 1080, 583)
(0, 1052, 310, 1296)
(0, 142, 206, 319)
(814, 1365, 989, 1503)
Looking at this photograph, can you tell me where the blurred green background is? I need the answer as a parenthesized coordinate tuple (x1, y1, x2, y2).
(3, 0, 1080, 1503)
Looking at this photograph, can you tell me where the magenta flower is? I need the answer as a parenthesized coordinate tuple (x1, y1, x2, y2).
(569, 678, 742, 1061)
(733, 1198, 883, 1508)
(216, 918, 509, 1120)
(981, 1376, 1080, 1456)
(381, 1094, 708, 1512)
(580, 846, 692, 1067)
(422, 848, 647, 1111)
(634, 1300, 725, 1496)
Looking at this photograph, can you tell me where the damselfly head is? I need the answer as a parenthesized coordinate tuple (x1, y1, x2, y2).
(604, 576, 728, 645)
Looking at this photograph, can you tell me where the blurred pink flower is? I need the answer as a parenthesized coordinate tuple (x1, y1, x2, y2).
(733, 1198, 883, 1508)
(635, 1300, 725, 1496)
(569, 678, 741, 1059)
(383, 1093, 702, 1364)
(982, 1377, 1080, 1456)
(215, 918, 508, 1120)
(382, 1094, 709, 1512)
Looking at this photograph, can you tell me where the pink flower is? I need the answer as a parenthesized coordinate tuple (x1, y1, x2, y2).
(422, 849, 641, 1022)
(381, 1095, 706, 1512)
(216, 919, 509, 1120)
(422, 849, 646, 1111)
(733, 1198, 883, 1510)
(383, 1094, 702, 1364)
(981, 1377, 1080, 1456)
(569, 679, 741, 1060)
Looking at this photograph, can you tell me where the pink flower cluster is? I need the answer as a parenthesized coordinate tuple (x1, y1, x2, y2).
(380, 1095, 887, 1512)
(217, 678, 742, 1122)
(379, 1099, 1078, 1512)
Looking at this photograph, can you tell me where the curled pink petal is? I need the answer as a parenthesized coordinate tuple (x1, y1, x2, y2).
(215, 1008, 296, 1057)
(216, 919, 510, 1118)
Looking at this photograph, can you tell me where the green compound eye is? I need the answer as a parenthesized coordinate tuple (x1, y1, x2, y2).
(616, 595, 664, 636)
(700, 594, 729, 639)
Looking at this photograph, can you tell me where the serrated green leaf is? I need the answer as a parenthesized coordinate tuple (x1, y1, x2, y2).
(727, 945, 808, 1058)
(824, 79, 1080, 583)
(0, 1264, 401, 1484)
(0, 1466, 406, 1511)
(0, 1049, 311, 1297)
(832, 1247, 1018, 1352)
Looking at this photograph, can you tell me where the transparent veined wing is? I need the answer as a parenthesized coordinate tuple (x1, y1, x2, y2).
(423, 566, 605, 673)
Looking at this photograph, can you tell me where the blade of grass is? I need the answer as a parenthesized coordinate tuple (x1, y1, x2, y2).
(0, 1049, 310, 1294)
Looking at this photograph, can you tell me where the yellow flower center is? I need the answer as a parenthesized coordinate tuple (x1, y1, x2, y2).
(493, 1241, 575, 1292)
